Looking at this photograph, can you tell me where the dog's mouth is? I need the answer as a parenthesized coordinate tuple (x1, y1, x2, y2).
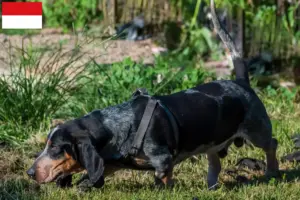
(40, 170, 64, 184)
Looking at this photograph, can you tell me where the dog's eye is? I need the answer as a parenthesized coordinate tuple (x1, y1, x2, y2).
(48, 145, 63, 159)
(51, 146, 59, 151)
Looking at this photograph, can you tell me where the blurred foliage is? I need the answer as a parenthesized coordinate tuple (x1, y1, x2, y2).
(59, 56, 214, 117)
(179, 0, 300, 63)
(35, 0, 102, 30)
(4, 0, 298, 61)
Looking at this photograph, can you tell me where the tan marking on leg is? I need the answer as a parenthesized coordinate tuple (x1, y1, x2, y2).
(132, 154, 151, 168)
(161, 172, 174, 187)
(133, 157, 148, 166)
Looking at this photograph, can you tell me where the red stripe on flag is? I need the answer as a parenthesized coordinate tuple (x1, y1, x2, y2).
(2, 2, 42, 16)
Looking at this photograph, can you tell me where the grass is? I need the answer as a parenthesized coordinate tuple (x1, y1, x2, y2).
(1, 110, 300, 200)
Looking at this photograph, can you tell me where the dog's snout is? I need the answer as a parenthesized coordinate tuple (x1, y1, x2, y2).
(26, 167, 35, 179)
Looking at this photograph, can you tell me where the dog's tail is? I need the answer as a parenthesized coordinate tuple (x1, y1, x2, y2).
(210, 0, 249, 84)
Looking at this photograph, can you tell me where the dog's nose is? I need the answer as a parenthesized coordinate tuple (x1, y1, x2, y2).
(26, 167, 35, 179)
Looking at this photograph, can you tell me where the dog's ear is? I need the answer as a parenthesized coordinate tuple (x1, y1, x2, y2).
(78, 143, 105, 187)
(72, 130, 105, 188)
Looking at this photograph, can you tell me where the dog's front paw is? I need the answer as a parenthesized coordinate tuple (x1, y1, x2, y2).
(93, 176, 105, 188)
(56, 175, 72, 188)
(76, 176, 105, 193)
(76, 179, 93, 193)
(77, 185, 92, 193)
(154, 177, 174, 189)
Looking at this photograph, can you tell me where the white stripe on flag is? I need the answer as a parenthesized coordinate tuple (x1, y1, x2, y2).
(2, 16, 42, 29)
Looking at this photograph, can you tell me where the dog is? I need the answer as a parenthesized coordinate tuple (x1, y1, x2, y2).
(27, 0, 279, 192)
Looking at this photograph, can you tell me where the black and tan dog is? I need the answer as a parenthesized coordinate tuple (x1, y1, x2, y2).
(27, 0, 279, 191)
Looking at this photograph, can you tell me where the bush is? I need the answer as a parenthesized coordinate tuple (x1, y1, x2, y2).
(39, 0, 101, 30)
(0, 41, 91, 143)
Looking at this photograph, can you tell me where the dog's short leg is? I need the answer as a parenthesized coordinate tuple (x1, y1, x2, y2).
(150, 154, 174, 188)
(218, 148, 228, 158)
(207, 153, 221, 190)
(154, 168, 174, 187)
(56, 175, 72, 188)
(243, 127, 279, 176)
(76, 174, 104, 192)
(265, 138, 279, 175)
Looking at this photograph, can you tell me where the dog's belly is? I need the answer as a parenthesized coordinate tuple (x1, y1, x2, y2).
(173, 134, 237, 164)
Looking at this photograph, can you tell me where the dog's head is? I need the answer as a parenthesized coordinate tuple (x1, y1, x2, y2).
(27, 122, 105, 186)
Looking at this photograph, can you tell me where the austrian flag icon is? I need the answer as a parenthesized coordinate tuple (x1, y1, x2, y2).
(2, 2, 42, 29)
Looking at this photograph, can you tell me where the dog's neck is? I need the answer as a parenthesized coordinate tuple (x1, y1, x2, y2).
(87, 97, 148, 159)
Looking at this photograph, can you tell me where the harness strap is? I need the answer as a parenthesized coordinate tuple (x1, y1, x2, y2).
(129, 98, 158, 156)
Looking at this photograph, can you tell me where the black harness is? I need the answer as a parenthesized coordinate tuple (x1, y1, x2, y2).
(129, 89, 179, 157)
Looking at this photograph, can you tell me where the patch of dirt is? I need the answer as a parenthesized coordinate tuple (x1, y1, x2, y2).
(0, 29, 231, 78)
(0, 32, 164, 76)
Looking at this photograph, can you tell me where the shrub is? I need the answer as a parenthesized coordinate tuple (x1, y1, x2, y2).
(39, 0, 101, 30)
(62, 55, 215, 117)
(0, 40, 91, 143)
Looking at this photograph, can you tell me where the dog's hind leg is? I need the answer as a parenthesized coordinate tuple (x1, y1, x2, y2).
(253, 137, 279, 176)
(207, 153, 221, 190)
(241, 119, 279, 176)
(265, 138, 279, 175)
